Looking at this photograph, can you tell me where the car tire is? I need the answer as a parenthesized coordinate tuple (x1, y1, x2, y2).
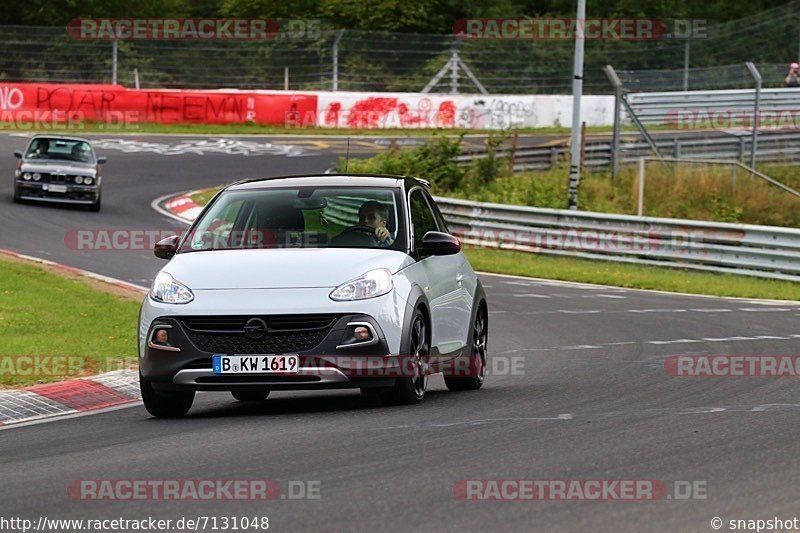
(444, 304, 487, 391)
(139, 373, 194, 417)
(231, 390, 270, 402)
(381, 309, 429, 405)
(12, 185, 20, 203)
(88, 195, 101, 212)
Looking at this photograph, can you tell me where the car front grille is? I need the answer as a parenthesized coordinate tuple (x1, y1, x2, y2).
(180, 315, 339, 354)
(40, 173, 88, 184)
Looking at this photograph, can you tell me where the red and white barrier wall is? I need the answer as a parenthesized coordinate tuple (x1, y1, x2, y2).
(313, 92, 614, 129)
(0, 83, 615, 128)
(0, 83, 316, 126)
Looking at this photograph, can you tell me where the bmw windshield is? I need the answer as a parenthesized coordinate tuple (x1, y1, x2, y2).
(181, 186, 407, 253)
(25, 138, 95, 163)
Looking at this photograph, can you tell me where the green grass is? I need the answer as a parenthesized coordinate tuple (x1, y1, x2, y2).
(464, 247, 800, 300)
(190, 187, 224, 206)
(447, 162, 800, 227)
(0, 257, 141, 387)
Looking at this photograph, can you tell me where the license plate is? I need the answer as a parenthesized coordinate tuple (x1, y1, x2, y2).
(49, 184, 67, 193)
(212, 354, 299, 374)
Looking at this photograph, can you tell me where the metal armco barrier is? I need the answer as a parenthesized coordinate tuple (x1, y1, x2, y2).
(455, 131, 800, 172)
(433, 197, 800, 283)
(627, 88, 800, 125)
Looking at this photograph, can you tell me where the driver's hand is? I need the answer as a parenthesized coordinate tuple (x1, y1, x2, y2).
(375, 226, 391, 242)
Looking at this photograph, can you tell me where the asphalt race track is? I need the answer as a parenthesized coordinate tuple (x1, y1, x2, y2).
(1, 132, 800, 532)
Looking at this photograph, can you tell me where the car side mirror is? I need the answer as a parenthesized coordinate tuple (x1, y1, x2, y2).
(154, 235, 180, 260)
(97, 156, 107, 165)
(419, 231, 461, 256)
(13, 151, 22, 159)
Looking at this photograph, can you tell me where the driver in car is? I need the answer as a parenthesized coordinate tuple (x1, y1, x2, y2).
(335, 201, 394, 246)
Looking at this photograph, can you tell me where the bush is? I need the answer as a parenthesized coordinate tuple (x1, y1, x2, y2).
(340, 134, 464, 192)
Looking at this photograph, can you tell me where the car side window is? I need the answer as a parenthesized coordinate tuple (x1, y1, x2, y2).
(424, 191, 451, 233)
(409, 189, 438, 250)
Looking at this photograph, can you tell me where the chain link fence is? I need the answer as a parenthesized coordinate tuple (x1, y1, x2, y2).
(2, 1, 800, 94)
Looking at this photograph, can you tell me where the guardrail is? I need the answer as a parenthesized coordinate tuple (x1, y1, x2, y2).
(433, 197, 800, 282)
(455, 131, 800, 172)
(324, 194, 800, 282)
(627, 88, 800, 125)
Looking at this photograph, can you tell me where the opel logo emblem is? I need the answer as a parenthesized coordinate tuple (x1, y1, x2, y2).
(243, 318, 268, 340)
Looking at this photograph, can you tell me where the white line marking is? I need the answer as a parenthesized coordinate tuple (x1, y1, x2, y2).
(377, 414, 573, 430)
(628, 308, 687, 313)
(495, 332, 800, 354)
(647, 339, 704, 345)
(150, 191, 195, 226)
(512, 294, 549, 298)
(738, 308, 792, 312)
(477, 271, 800, 304)
(562, 345, 602, 350)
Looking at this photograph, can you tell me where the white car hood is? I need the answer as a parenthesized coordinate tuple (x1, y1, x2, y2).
(163, 248, 413, 289)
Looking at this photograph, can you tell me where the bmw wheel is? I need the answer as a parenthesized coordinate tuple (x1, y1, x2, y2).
(445, 304, 487, 391)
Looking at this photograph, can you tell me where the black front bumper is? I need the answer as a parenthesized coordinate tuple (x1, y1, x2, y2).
(141, 314, 401, 392)
(16, 180, 99, 204)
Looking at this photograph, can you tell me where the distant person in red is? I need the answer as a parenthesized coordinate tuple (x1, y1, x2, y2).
(785, 63, 800, 87)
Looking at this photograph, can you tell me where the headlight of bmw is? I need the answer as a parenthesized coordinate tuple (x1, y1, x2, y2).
(330, 268, 393, 301)
(150, 272, 194, 304)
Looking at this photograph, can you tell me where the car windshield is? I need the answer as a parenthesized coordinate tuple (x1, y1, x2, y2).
(25, 138, 94, 163)
(181, 186, 406, 252)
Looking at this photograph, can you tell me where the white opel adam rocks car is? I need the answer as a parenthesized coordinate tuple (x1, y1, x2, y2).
(139, 175, 488, 417)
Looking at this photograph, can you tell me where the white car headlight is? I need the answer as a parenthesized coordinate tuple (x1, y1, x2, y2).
(330, 268, 393, 301)
(150, 272, 194, 304)
(32, 173, 41, 181)
(23, 172, 31, 180)
(74, 176, 84, 184)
